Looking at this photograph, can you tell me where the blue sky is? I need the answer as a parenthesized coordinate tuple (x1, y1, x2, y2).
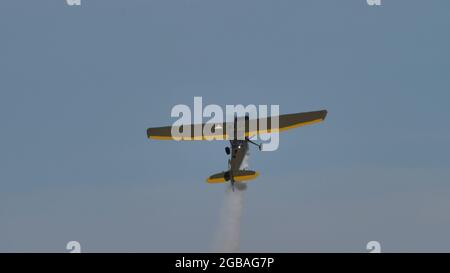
(0, 0, 449, 252)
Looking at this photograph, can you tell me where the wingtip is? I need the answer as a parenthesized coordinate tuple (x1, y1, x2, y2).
(321, 109, 328, 120)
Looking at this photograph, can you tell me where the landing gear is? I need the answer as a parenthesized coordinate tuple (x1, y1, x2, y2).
(245, 137, 262, 151)
(225, 147, 231, 155)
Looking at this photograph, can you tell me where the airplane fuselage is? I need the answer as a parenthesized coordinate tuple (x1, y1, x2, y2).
(229, 139, 249, 175)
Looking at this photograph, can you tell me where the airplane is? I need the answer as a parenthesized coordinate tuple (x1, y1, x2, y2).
(146, 110, 327, 190)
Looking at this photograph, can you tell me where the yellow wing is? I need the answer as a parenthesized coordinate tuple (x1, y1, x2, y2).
(147, 110, 327, 141)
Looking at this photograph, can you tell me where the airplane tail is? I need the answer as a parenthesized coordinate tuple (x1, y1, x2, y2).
(206, 170, 259, 184)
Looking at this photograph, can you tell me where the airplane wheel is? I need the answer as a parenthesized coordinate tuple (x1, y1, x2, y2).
(225, 147, 230, 155)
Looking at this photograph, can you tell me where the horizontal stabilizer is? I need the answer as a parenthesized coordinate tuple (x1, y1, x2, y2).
(206, 170, 259, 183)
(233, 170, 259, 182)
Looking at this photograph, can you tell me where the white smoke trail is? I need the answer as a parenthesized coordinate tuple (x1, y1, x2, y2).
(241, 150, 250, 170)
(213, 184, 246, 252)
(213, 153, 249, 252)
